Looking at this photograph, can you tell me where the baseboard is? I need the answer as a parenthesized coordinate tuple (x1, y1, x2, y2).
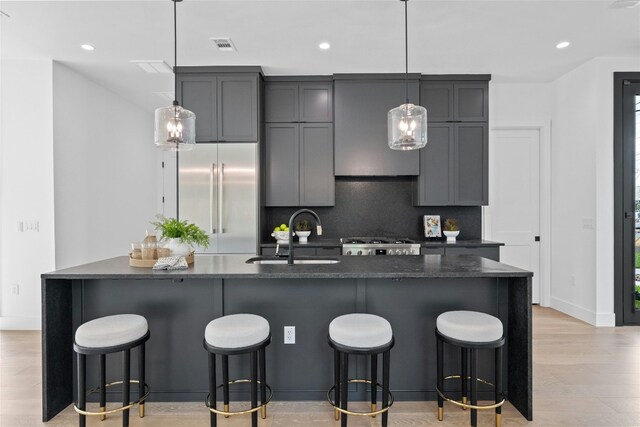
(0, 316, 41, 330)
(550, 297, 616, 327)
(550, 296, 596, 325)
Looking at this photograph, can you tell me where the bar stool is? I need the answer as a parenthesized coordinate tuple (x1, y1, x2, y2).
(327, 313, 394, 427)
(435, 311, 505, 427)
(204, 314, 272, 427)
(73, 314, 150, 427)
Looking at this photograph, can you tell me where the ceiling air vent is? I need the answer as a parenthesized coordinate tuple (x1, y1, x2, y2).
(210, 38, 237, 52)
(130, 60, 173, 74)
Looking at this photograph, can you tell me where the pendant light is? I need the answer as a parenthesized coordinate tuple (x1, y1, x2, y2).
(387, 0, 427, 150)
(154, 0, 195, 151)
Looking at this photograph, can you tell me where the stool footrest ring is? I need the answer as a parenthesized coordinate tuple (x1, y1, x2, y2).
(437, 375, 505, 411)
(326, 379, 394, 417)
(205, 379, 273, 416)
(74, 380, 149, 416)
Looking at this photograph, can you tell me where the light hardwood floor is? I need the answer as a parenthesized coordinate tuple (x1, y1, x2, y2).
(1, 307, 639, 426)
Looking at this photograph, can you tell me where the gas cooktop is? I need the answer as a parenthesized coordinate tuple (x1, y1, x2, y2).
(341, 237, 420, 256)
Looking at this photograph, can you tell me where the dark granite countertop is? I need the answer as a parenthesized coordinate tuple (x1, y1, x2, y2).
(42, 254, 531, 280)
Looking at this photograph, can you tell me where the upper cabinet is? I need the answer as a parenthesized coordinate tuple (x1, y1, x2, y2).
(264, 79, 334, 207)
(414, 77, 490, 206)
(265, 82, 333, 123)
(177, 69, 260, 142)
(421, 81, 488, 122)
(334, 77, 420, 176)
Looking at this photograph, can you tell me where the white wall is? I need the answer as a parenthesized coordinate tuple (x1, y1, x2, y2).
(551, 56, 640, 326)
(0, 60, 56, 329)
(490, 83, 552, 125)
(52, 62, 157, 269)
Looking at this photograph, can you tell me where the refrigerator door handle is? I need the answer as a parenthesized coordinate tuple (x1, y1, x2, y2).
(218, 163, 225, 233)
(210, 163, 217, 234)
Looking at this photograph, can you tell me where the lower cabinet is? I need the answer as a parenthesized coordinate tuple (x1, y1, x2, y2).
(420, 246, 499, 261)
(261, 247, 341, 256)
(265, 123, 334, 207)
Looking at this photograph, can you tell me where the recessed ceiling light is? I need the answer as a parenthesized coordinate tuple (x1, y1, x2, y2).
(556, 41, 570, 49)
(81, 44, 95, 51)
(319, 42, 331, 50)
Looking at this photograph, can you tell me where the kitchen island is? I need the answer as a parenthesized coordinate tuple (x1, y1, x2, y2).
(41, 255, 532, 422)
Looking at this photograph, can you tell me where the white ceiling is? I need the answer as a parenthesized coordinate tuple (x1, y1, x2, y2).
(1, 0, 639, 112)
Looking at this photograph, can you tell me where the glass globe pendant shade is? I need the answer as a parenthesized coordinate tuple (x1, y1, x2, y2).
(387, 103, 428, 150)
(154, 103, 196, 152)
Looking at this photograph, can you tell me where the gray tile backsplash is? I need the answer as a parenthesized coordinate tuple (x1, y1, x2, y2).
(263, 177, 482, 241)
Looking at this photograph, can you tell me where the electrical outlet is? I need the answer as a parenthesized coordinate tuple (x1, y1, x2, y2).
(11, 284, 19, 296)
(284, 326, 295, 344)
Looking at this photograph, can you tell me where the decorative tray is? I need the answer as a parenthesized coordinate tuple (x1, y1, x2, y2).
(129, 253, 194, 268)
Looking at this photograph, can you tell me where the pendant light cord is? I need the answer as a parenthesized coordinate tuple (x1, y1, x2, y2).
(173, 0, 178, 106)
(404, 0, 409, 105)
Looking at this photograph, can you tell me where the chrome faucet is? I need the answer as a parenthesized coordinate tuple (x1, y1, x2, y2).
(288, 209, 323, 265)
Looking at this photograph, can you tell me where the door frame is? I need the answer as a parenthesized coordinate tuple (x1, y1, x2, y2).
(614, 72, 640, 325)
(486, 123, 551, 307)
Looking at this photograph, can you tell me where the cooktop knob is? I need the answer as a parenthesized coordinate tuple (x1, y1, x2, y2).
(367, 250, 372, 255)
(388, 250, 395, 255)
(346, 250, 352, 255)
(357, 250, 362, 255)
(403, 250, 409, 255)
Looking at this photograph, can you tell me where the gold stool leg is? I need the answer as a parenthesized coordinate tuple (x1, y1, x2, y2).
(438, 406, 443, 421)
(261, 405, 267, 419)
(462, 396, 468, 410)
(99, 406, 106, 421)
(139, 402, 145, 418)
(371, 403, 377, 418)
(335, 408, 340, 421)
(224, 404, 230, 418)
(496, 413, 502, 427)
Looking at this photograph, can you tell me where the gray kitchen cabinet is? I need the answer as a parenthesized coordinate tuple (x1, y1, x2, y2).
(413, 123, 487, 206)
(179, 75, 217, 142)
(265, 123, 334, 207)
(300, 124, 334, 206)
(265, 124, 299, 206)
(334, 78, 420, 176)
(265, 82, 332, 123)
(177, 73, 259, 142)
(265, 84, 298, 122)
(420, 81, 488, 122)
(217, 75, 259, 141)
(455, 123, 488, 205)
(413, 124, 454, 205)
(445, 246, 499, 261)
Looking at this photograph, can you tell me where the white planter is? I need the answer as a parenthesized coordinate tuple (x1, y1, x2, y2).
(162, 238, 192, 257)
(443, 230, 460, 243)
(296, 230, 311, 244)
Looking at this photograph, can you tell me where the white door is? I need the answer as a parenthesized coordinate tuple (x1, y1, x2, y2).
(484, 128, 541, 303)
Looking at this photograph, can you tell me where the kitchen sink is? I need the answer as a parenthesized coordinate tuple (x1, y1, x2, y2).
(246, 256, 340, 265)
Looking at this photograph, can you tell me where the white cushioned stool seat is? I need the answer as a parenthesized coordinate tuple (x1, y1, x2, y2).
(205, 314, 270, 349)
(329, 313, 393, 349)
(436, 311, 503, 343)
(75, 314, 148, 348)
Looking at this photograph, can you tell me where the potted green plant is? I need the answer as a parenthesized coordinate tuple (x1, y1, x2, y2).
(443, 219, 460, 243)
(294, 220, 312, 244)
(151, 216, 209, 256)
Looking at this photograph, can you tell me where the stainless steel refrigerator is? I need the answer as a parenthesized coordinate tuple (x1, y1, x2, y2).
(178, 143, 258, 254)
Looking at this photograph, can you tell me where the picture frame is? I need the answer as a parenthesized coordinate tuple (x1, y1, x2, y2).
(424, 215, 442, 238)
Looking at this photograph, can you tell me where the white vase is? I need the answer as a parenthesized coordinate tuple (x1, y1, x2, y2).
(162, 238, 192, 257)
(443, 230, 460, 243)
(296, 230, 311, 244)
